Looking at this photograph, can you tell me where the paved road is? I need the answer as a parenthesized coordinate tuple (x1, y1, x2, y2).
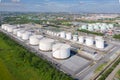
(106, 63, 120, 80)
(76, 46, 120, 80)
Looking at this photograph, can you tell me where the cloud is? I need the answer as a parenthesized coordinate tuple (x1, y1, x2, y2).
(0, 0, 120, 13)
(11, 0, 20, 3)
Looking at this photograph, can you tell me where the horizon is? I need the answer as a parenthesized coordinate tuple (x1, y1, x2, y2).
(0, 0, 120, 13)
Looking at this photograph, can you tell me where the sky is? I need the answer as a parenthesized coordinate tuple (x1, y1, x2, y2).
(0, 0, 120, 13)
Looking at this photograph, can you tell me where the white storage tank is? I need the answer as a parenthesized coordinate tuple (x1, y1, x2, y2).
(13, 29, 20, 35)
(94, 26, 100, 30)
(4, 24, 9, 30)
(85, 37, 94, 46)
(95, 39, 104, 49)
(60, 31, 66, 38)
(95, 36, 103, 40)
(52, 43, 71, 59)
(39, 38, 54, 51)
(2, 24, 9, 30)
(1, 24, 5, 29)
(17, 30, 25, 37)
(7, 26, 16, 33)
(22, 32, 32, 40)
(100, 26, 107, 31)
(56, 33, 60, 36)
(78, 36, 84, 44)
(81, 25, 87, 30)
(66, 33, 72, 40)
(29, 35, 43, 45)
(88, 26, 94, 31)
(73, 35, 78, 41)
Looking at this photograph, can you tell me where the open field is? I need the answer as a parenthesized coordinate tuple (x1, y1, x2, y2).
(115, 69, 120, 79)
(0, 32, 73, 80)
(0, 59, 14, 80)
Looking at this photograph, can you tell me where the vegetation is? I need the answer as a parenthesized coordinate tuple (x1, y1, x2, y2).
(113, 34, 120, 40)
(48, 24, 60, 28)
(3, 16, 46, 24)
(98, 57, 120, 80)
(78, 29, 104, 36)
(115, 69, 120, 79)
(95, 63, 107, 73)
(0, 32, 73, 80)
(0, 59, 14, 80)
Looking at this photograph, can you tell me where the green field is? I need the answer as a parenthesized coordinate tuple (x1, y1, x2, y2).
(0, 59, 14, 80)
(115, 69, 120, 79)
(0, 32, 73, 80)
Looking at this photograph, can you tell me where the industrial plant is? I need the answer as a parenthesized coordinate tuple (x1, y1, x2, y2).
(1, 21, 120, 80)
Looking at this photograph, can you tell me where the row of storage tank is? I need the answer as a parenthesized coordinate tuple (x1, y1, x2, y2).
(1, 24, 71, 59)
(46, 30, 105, 49)
(79, 23, 114, 31)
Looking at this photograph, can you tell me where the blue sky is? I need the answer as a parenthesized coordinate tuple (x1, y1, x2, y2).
(0, 0, 120, 13)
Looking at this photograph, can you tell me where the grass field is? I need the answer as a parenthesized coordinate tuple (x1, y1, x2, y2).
(115, 69, 120, 79)
(0, 32, 73, 80)
(0, 59, 14, 80)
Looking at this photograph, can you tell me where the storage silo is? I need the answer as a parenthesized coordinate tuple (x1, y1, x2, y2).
(13, 29, 20, 35)
(17, 30, 25, 37)
(39, 38, 54, 51)
(85, 37, 94, 46)
(108, 24, 114, 29)
(29, 35, 43, 45)
(73, 35, 78, 41)
(52, 43, 71, 59)
(2, 24, 9, 30)
(22, 32, 32, 40)
(78, 36, 84, 44)
(66, 33, 72, 40)
(95, 36, 103, 40)
(81, 25, 87, 30)
(1, 24, 5, 29)
(88, 26, 94, 31)
(57, 33, 60, 36)
(7, 26, 16, 33)
(100, 26, 107, 31)
(60, 31, 66, 38)
(94, 25, 100, 30)
(95, 39, 104, 49)
(4, 25, 9, 31)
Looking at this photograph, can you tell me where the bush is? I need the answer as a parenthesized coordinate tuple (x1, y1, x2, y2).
(78, 29, 104, 36)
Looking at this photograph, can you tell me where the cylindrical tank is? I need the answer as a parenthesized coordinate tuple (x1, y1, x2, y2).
(4, 25, 9, 31)
(60, 32, 66, 38)
(7, 27, 16, 33)
(17, 30, 25, 37)
(22, 32, 32, 40)
(13, 29, 20, 35)
(73, 35, 78, 41)
(29, 35, 43, 45)
(95, 36, 103, 40)
(95, 39, 104, 49)
(81, 25, 87, 30)
(100, 26, 107, 31)
(52, 43, 71, 59)
(88, 26, 94, 31)
(66, 33, 72, 40)
(2, 24, 9, 30)
(94, 25, 100, 30)
(108, 24, 114, 29)
(39, 38, 54, 51)
(85, 37, 94, 46)
(57, 33, 60, 36)
(78, 36, 84, 44)
(1, 24, 5, 29)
